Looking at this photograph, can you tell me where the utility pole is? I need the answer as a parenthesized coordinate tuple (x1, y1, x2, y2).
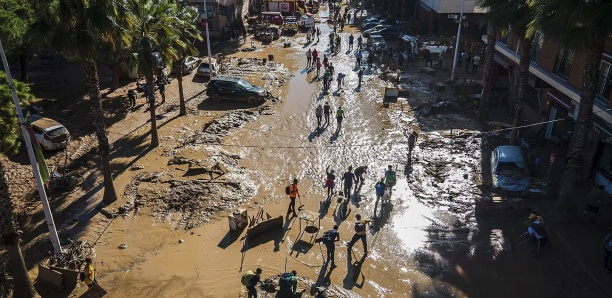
(203, 0, 213, 74)
(450, 0, 465, 82)
(0, 39, 62, 257)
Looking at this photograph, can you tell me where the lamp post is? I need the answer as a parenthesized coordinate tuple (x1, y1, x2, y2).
(0, 39, 62, 257)
(203, 0, 212, 73)
(450, 0, 466, 82)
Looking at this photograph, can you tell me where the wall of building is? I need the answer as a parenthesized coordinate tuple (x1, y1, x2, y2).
(420, 0, 483, 14)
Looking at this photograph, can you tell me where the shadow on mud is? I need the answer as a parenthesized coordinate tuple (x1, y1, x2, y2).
(196, 97, 266, 111)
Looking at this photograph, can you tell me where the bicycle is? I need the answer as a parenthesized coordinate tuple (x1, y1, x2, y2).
(47, 170, 84, 193)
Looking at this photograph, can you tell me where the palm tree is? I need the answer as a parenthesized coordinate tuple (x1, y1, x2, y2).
(29, 0, 123, 204)
(531, 0, 612, 214)
(479, 0, 536, 145)
(173, 2, 202, 116)
(0, 158, 37, 298)
(126, 0, 188, 147)
(478, 23, 498, 121)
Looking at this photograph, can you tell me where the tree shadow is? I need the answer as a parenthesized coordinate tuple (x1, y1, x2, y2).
(196, 97, 265, 111)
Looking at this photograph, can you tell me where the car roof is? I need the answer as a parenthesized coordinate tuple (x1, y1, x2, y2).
(210, 76, 243, 82)
(495, 146, 525, 163)
(31, 117, 62, 130)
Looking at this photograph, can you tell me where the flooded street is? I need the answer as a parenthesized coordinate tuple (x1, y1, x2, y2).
(72, 5, 605, 298)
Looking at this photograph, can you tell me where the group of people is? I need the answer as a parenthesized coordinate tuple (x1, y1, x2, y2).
(314, 102, 344, 131)
(242, 268, 300, 298)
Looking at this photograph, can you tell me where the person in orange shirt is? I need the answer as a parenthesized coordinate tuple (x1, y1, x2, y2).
(287, 179, 301, 216)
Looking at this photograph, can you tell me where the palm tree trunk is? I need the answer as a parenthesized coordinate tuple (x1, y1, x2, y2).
(0, 160, 37, 298)
(82, 60, 118, 204)
(178, 66, 186, 116)
(556, 33, 606, 215)
(509, 38, 532, 145)
(145, 67, 160, 148)
(479, 24, 497, 121)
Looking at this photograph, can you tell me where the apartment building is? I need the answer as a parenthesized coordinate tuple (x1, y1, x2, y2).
(485, 34, 612, 192)
(416, 0, 485, 38)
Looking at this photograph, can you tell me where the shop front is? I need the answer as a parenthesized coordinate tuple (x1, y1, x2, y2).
(591, 121, 612, 194)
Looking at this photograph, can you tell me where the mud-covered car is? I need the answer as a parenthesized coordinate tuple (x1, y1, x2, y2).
(182, 56, 201, 74)
(491, 146, 530, 192)
(206, 77, 267, 103)
(27, 115, 71, 151)
(196, 58, 218, 78)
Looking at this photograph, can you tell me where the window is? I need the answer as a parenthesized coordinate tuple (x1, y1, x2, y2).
(553, 47, 574, 79)
(530, 31, 543, 63)
(597, 60, 612, 103)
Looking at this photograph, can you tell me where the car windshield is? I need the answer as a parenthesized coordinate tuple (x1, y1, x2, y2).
(495, 162, 527, 176)
(237, 79, 254, 89)
(372, 36, 385, 43)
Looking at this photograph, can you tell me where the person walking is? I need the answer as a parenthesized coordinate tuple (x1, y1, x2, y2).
(384, 165, 396, 195)
(472, 54, 481, 74)
(527, 217, 547, 254)
(323, 102, 331, 124)
(315, 104, 323, 128)
(435, 51, 444, 69)
(464, 52, 472, 72)
(357, 35, 363, 51)
(353, 165, 368, 192)
(367, 52, 374, 68)
(374, 178, 386, 217)
(387, 46, 395, 64)
(325, 166, 336, 197)
(348, 34, 354, 51)
(408, 131, 418, 160)
(336, 72, 345, 90)
(82, 258, 96, 288)
(316, 27, 321, 43)
(602, 232, 612, 272)
(322, 225, 340, 268)
(323, 54, 329, 68)
(357, 68, 364, 89)
(582, 185, 606, 223)
(287, 179, 301, 216)
(312, 48, 319, 64)
(128, 89, 137, 108)
(347, 214, 369, 255)
(316, 58, 322, 76)
(336, 106, 345, 130)
(355, 50, 362, 67)
(306, 49, 312, 68)
(242, 268, 263, 298)
(342, 166, 355, 198)
(158, 80, 166, 104)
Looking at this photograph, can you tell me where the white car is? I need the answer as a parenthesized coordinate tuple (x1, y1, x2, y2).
(420, 42, 450, 54)
(28, 115, 71, 151)
(491, 146, 531, 192)
(196, 58, 218, 78)
(182, 56, 201, 74)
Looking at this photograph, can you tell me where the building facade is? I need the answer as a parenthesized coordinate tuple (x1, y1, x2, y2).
(416, 0, 485, 38)
(188, 0, 245, 37)
(486, 33, 612, 192)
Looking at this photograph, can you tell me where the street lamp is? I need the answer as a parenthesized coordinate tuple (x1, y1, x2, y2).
(203, 0, 213, 73)
(450, 0, 466, 82)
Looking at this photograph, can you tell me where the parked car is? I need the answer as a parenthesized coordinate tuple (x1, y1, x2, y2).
(265, 25, 282, 40)
(421, 42, 450, 54)
(361, 22, 380, 31)
(196, 58, 218, 78)
(182, 56, 201, 74)
(27, 115, 71, 151)
(283, 16, 298, 33)
(206, 77, 267, 103)
(362, 25, 391, 38)
(369, 27, 404, 40)
(297, 13, 315, 30)
(367, 34, 387, 51)
(490, 146, 531, 192)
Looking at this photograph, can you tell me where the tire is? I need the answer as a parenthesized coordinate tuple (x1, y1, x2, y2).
(246, 96, 257, 103)
(211, 94, 222, 102)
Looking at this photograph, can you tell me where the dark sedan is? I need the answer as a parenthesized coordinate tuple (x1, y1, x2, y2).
(369, 27, 405, 41)
(206, 77, 267, 103)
